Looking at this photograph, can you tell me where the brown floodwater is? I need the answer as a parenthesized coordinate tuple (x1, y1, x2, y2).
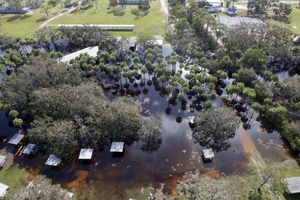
(0, 45, 296, 199)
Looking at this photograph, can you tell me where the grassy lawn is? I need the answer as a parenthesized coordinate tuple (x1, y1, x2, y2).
(266, 4, 300, 35)
(0, 1, 64, 38)
(48, 0, 166, 38)
(0, 164, 29, 189)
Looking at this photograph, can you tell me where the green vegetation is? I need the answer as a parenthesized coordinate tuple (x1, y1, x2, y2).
(48, 0, 166, 38)
(0, 2, 63, 38)
(0, 165, 29, 189)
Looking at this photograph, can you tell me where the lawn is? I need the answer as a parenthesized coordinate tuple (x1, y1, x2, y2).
(265, 4, 300, 35)
(48, 0, 166, 38)
(0, 164, 29, 189)
(0, 1, 64, 38)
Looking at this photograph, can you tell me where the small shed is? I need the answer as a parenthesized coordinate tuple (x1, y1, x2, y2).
(23, 143, 35, 154)
(0, 155, 6, 166)
(110, 142, 124, 152)
(8, 134, 25, 145)
(129, 37, 137, 51)
(0, 183, 9, 198)
(285, 177, 300, 194)
(154, 40, 163, 47)
(45, 154, 61, 166)
(64, 192, 73, 199)
(203, 148, 215, 160)
(78, 149, 94, 160)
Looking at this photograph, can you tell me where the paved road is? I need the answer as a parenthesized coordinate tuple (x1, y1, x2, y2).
(160, 0, 168, 15)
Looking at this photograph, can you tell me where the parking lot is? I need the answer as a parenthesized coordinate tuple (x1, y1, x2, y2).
(219, 15, 264, 27)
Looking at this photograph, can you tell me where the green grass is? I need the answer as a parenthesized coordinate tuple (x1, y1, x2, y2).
(48, 0, 166, 38)
(0, 2, 64, 38)
(0, 164, 29, 189)
(266, 4, 300, 35)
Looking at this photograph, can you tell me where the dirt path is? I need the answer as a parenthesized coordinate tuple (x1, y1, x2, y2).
(160, 0, 168, 15)
(38, 3, 80, 29)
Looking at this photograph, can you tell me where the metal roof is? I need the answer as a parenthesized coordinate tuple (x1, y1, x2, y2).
(0, 182, 9, 197)
(23, 143, 35, 154)
(8, 134, 25, 145)
(110, 142, 124, 152)
(78, 149, 93, 159)
(129, 37, 137, 47)
(203, 148, 215, 159)
(0, 155, 6, 165)
(285, 177, 300, 194)
(61, 46, 99, 63)
(45, 154, 61, 166)
(58, 24, 134, 28)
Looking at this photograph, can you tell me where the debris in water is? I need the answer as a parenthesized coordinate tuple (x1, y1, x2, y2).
(182, 150, 186, 153)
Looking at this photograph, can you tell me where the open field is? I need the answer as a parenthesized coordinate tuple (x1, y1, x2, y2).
(0, 165, 29, 189)
(266, 4, 300, 35)
(48, 0, 166, 38)
(0, 2, 64, 38)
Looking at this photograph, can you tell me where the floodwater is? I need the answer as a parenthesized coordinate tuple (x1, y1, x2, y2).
(0, 45, 295, 199)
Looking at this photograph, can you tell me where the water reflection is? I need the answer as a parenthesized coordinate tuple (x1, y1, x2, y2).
(0, 45, 296, 199)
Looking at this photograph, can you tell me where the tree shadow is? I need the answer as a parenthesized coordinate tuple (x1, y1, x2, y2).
(7, 15, 20, 22)
(36, 17, 48, 22)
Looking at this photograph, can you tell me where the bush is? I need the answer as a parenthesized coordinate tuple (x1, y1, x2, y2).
(47, 0, 58, 6)
(7, 15, 20, 22)
(20, 14, 31, 20)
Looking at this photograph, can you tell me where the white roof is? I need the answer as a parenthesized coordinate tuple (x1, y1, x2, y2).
(203, 148, 215, 159)
(45, 154, 61, 166)
(154, 40, 163, 46)
(8, 134, 25, 145)
(78, 149, 93, 159)
(58, 24, 134, 28)
(61, 46, 99, 63)
(285, 177, 300, 194)
(23, 143, 35, 154)
(129, 37, 137, 47)
(0, 183, 9, 197)
(0, 155, 6, 164)
(110, 142, 124, 152)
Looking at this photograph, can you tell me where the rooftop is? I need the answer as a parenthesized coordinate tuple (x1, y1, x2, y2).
(78, 149, 94, 160)
(129, 37, 137, 47)
(110, 142, 124, 152)
(0, 155, 6, 165)
(23, 143, 35, 154)
(8, 134, 25, 145)
(45, 154, 61, 166)
(0, 182, 9, 198)
(285, 177, 300, 194)
(203, 148, 215, 159)
(61, 46, 99, 63)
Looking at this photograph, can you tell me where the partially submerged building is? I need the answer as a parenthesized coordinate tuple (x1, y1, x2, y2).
(23, 143, 35, 155)
(8, 134, 25, 145)
(224, 5, 237, 15)
(110, 142, 124, 153)
(60, 46, 99, 63)
(202, 148, 215, 160)
(45, 154, 61, 166)
(78, 149, 94, 160)
(129, 37, 137, 51)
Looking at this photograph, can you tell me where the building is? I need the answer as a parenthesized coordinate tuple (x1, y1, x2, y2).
(110, 142, 124, 152)
(0, 183, 9, 198)
(78, 149, 94, 160)
(285, 177, 300, 194)
(23, 143, 36, 155)
(224, 5, 237, 15)
(129, 37, 137, 51)
(203, 148, 215, 160)
(60, 46, 99, 63)
(8, 134, 25, 145)
(0, 155, 6, 166)
(45, 154, 61, 166)
(118, 0, 150, 5)
(207, 6, 222, 13)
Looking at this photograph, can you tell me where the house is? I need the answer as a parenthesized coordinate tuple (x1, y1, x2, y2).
(285, 177, 300, 194)
(78, 149, 93, 160)
(202, 148, 215, 160)
(0, 183, 9, 198)
(119, 0, 150, 5)
(224, 5, 237, 15)
(0, 155, 6, 166)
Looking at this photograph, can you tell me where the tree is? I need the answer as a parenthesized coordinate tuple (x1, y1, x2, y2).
(175, 18, 191, 36)
(8, 110, 19, 118)
(236, 68, 256, 87)
(12, 118, 23, 129)
(193, 107, 239, 150)
(40, 4, 51, 16)
(6, 175, 71, 200)
(240, 46, 268, 73)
